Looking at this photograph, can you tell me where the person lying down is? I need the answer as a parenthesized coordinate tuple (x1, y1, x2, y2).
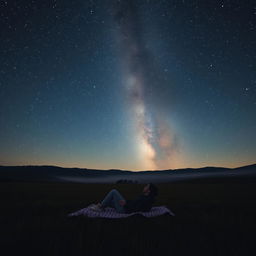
(89, 183, 158, 214)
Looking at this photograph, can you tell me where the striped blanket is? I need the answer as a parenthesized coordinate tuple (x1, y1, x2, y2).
(68, 206, 175, 218)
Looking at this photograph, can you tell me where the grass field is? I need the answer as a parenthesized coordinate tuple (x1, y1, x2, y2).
(1, 181, 256, 255)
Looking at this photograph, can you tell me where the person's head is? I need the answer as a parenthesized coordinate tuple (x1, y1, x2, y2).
(143, 183, 158, 197)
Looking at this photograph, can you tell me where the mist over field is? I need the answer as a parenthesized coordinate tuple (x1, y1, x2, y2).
(0, 164, 255, 184)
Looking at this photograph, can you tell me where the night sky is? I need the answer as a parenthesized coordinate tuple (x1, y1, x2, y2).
(1, 0, 255, 171)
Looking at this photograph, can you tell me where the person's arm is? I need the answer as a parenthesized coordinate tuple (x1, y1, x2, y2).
(119, 199, 126, 206)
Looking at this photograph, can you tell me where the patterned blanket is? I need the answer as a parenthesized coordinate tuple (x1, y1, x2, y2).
(68, 206, 175, 218)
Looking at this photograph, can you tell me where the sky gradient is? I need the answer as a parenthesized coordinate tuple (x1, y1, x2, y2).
(0, 0, 255, 171)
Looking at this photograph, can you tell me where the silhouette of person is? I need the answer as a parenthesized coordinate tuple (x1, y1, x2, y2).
(89, 183, 158, 213)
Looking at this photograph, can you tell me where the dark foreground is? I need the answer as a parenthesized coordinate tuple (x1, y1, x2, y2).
(1, 182, 256, 256)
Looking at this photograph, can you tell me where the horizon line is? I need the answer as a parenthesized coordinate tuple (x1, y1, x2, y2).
(0, 162, 255, 172)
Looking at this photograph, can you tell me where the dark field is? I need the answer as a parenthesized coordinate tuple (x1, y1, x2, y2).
(1, 182, 256, 256)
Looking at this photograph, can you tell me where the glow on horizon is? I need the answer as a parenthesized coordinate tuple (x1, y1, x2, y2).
(1, 156, 255, 172)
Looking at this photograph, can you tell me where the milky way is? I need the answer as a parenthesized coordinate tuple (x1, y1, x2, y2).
(113, 0, 180, 169)
(1, 0, 255, 170)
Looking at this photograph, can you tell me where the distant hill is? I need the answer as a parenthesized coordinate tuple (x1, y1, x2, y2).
(0, 163, 255, 183)
(0, 165, 132, 182)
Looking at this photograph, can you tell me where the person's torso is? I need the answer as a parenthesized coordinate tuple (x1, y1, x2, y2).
(124, 194, 154, 213)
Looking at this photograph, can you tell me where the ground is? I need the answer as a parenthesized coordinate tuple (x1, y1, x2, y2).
(1, 182, 256, 255)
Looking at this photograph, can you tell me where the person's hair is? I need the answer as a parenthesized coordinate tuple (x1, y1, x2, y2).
(148, 183, 158, 197)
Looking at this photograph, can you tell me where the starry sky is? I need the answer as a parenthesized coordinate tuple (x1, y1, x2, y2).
(0, 0, 255, 171)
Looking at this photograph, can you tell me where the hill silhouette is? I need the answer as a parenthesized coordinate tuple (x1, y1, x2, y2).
(0, 163, 255, 183)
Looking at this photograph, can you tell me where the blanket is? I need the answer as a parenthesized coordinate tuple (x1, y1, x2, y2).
(68, 206, 175, 218)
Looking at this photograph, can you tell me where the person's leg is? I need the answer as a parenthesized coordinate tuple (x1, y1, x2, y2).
(100, 189, 116, 208)
(111, 189, 126, 213)
(100, 189, 125, 213)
